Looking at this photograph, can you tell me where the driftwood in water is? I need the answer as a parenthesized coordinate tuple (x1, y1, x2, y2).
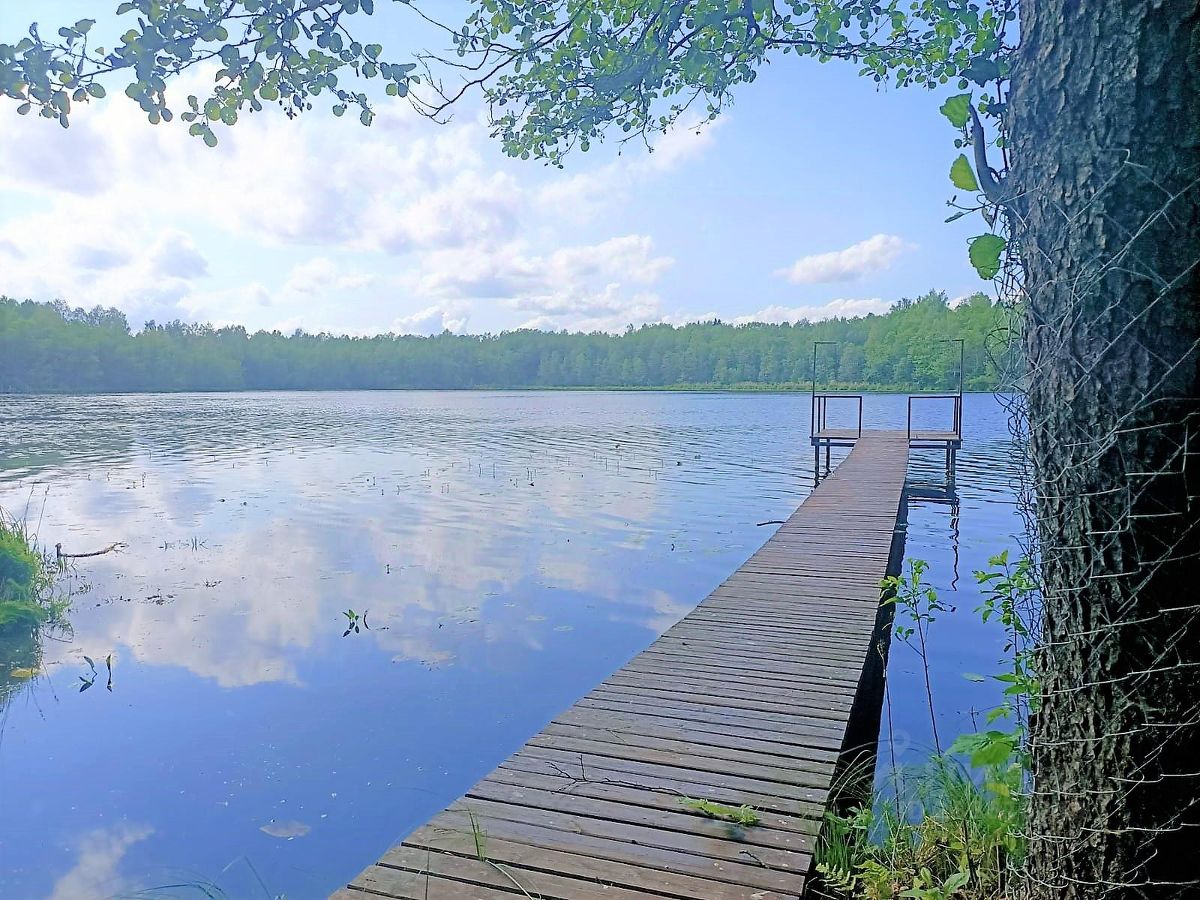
(55, 542, 126, 559)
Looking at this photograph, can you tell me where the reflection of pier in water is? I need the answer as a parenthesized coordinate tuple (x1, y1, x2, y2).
(905, 479, 961, 590)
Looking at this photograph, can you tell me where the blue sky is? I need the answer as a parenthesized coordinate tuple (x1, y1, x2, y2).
(0, 2, 985, 335)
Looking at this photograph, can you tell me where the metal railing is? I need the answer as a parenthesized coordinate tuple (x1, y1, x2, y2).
(906, 393, 963, 442)
(811, 393, 863, 439)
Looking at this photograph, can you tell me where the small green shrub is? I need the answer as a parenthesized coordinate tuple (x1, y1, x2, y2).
(816, 756, 1024, 899)
(816, 552, 1038, 899)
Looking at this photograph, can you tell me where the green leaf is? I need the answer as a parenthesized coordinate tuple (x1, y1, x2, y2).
(968, 234, 1006, 279)
(949, 154, 978, 191)
(85, 83, 106, 99)
(939, 93, 971, 128)
(962, 57, 1001, 86)
(944, 872, 971, 892)
(202, 130, 218, 148)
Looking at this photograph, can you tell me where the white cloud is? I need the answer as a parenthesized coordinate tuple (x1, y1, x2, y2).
(71, 244, 132, 271)
(373, 170, 523, 253)
(513, 287, 666, 334)
(284, 257, 375, 296)
(149, 230, 209, 279)
(401, 233, 673, 334)
(536, 117, 723, 219)
(732, 298, 892, 324)
(49, 823, 153, 900)
(417, 234, 672, 299)
(776, 234, 914, 284)
(176, 282, 273, 327)
(392, 302, 472, 335)
(0, 64, 724, 334)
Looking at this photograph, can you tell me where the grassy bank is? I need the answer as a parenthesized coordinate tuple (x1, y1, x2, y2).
(0, 512, 61, 634)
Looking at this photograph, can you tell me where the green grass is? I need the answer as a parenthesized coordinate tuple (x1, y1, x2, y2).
(814, 755, 1024, 900)
(679, 797, 761, 826)
(0, 511, 57, 634)
(466, 809, 488, 862)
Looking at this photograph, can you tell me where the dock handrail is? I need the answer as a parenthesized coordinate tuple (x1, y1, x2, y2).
(907, 393, 963, 442)
(811, 392, 864, 438)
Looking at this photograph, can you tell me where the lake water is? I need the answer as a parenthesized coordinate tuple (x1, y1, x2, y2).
(0, 391, 1025, 898)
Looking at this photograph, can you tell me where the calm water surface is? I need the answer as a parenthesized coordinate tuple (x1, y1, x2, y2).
(0, 391, 1024, 898)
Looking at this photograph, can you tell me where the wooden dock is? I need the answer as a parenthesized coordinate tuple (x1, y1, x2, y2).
(337, 430, 911, 900)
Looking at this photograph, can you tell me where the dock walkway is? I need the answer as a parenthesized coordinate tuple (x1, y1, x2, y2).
(337, 430, 911, 900)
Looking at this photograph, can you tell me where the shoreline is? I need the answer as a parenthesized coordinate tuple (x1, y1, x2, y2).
(0, 384, 1005, 397)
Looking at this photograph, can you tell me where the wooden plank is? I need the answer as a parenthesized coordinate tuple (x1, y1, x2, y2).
(414, 809, 807, 896)
(495, 753, 828, 821)
(445, 797, 810, 884)
(337, 431, 911, 899)
(466, 779, 817, 850)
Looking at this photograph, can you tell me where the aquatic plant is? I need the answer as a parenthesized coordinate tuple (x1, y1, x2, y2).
(342, 608, 369, 636)
(815, 553, 1034, 899)
(881, 560, 950, 755)
(466, 809, 487, 862)
(679, 797, 760, 827)
(816, 755, 1024, 900)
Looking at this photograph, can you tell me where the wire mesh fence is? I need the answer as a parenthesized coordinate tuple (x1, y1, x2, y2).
(986, 153, 1200, 897)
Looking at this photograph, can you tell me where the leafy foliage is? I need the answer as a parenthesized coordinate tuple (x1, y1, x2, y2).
(967, 234, 1006, 280)
(2, 2, 1017, 280)
(0, 0, 417, 142)
(949, 154, 979, 192)
(953, 550, 1039, 771)
(816, 757, 1024, 900)
(439, 0, 1013, 165)
(818, 551, 1036, 899)
(0, 291, 1012, 392)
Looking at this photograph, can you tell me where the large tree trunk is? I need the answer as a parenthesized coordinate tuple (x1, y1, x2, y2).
(1007, 1, 1200, 895)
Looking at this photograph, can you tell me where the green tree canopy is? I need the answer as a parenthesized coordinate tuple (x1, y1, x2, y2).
(2, 1, 1012, 162)
(0, 291, 1008, 393)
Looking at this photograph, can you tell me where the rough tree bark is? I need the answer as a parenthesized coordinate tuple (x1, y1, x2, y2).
(1008, 1, 1200, 895)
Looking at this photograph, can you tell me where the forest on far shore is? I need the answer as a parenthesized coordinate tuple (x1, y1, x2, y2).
(0, 290, 1014, 393)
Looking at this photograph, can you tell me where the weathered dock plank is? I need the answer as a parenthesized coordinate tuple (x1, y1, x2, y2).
(336, 430, 910, 900)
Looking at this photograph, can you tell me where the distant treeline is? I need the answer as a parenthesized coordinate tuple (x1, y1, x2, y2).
(0, 291, 1015, 393)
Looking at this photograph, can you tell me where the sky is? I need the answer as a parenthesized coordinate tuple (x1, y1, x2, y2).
(0, 1, 987, 336)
